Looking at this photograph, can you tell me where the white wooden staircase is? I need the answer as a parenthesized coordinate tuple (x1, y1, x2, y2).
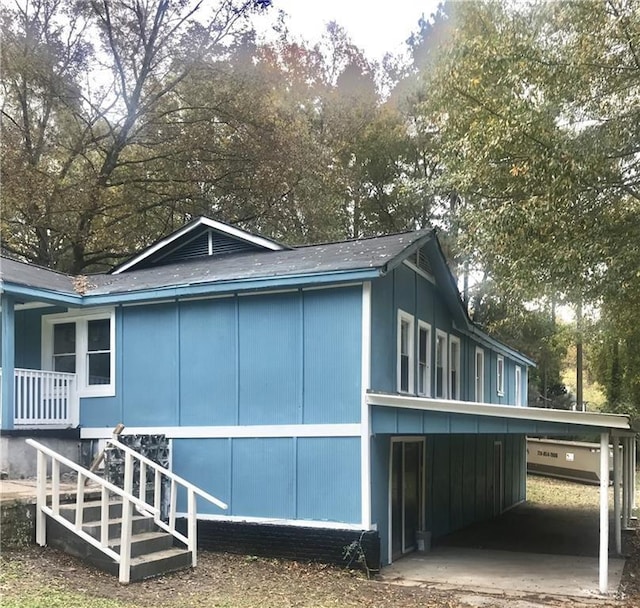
(27, 437, 227, 583)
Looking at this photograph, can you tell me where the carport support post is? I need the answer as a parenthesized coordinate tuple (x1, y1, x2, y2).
(599, 432, 610, 595)
(624, 437, 632, 528)
(613, 435, 621, 555)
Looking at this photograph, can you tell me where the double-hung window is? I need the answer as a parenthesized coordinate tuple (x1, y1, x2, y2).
(435, 330, 448, 399)
(497, 355, 505, 397)
(417, 321, 431, 396)
(43, 308, 116, 396)
(449, 336, 460, 400)
(397, 310, 414, 394)
(515, 366, 523, 406)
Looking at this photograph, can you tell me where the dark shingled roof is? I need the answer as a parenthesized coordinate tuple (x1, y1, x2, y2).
(1, 230, 433, 296)
(0, 256, 77, 295)
(88, 230, 433, 295)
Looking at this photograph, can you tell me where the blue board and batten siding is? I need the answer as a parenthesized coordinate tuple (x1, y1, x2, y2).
(79, 286, 362, 428)
(80, 285, 363, 526)
(367, 261, 530, 564)
(171, 437, 361, 523)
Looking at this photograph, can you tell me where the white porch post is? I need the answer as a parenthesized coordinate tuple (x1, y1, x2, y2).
(613, 435, 621, 555)
(1, 294, 15, 430)
(622, 437, 631, 530)
(599, 431, 610, 595)
(633, 436, 637, 512)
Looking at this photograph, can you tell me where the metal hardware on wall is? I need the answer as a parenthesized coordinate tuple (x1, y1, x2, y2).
(104, 434, 170, 518)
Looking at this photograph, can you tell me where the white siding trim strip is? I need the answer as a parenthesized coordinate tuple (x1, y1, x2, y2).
(174, 513, 371, 531)
(366, 393, 631, 429)
(360, 281, 372, 530)
(80, 424, 361, 440)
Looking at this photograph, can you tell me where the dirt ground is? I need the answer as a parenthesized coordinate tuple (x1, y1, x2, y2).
(2, 528, 640, 608)
(1, 476, 639, 608)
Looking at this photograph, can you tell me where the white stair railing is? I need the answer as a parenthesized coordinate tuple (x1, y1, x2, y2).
(26, 438, 227, 583)
(103, 436, 228, 568)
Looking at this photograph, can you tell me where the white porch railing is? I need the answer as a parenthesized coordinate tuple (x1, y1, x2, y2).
(0, 368, 79, 427)
(27, 437, 228, 584)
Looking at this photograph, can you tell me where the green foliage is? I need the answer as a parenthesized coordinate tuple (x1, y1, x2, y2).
(405, 0, 640, 414)
(412, 0, 640, 307)
(469, 279, 571, 407)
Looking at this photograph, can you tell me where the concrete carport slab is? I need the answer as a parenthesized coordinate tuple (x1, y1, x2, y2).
(381, 546, 624, 599)
(380, 501, 627, 599)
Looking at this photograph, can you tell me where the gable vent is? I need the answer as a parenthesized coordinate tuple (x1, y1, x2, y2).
(409, 249, 433, 275)
(140, 228, 261, 268)
(416, 249, 432, 274)
(160, 231, 210, 264)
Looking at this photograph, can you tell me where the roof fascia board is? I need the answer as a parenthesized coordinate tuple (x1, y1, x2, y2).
(0, 282, 82, 306)
(421, 234, 534, 367)
(83, 268, 380, 305)
(452, 320, 536, 367)
(366, 392, 631, 430)
(112, 217, 288, 275)
(380, 232, 434, 275)
(423, 237, 470, 328)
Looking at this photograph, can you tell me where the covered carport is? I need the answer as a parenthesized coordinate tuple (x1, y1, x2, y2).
(367, 393, 637, 595)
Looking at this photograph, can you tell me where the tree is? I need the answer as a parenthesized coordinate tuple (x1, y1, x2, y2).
(413, 0, 640, 306)
(1, 0, 270, 272)
(406, 0, 639, 411)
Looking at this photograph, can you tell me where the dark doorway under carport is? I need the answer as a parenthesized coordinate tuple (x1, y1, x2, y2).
(436, 500, 618, 557)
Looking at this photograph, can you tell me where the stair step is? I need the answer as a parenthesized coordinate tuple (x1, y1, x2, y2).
(129, 547, 192, 582)
(110, 531, 175, 557)
(82, 514, 157, 540)
(60, 500, 124, 523)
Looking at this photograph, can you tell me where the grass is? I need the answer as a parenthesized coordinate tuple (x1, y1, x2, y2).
(1, 590, 135, 608)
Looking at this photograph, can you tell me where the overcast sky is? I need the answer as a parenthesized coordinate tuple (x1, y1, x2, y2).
(256, 0, 441, 61)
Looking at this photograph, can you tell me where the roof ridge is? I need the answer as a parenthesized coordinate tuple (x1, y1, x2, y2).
(293, 228, 432, 249)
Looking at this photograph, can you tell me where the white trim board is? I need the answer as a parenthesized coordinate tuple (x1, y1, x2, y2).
(360, 281, 372, 530)
(177, 513, 372, 531)
(366, 393, 632, 430)
(80, 423, 361, 440)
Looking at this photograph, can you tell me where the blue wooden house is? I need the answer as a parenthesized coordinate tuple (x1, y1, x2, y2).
(0, 217, 634, 571)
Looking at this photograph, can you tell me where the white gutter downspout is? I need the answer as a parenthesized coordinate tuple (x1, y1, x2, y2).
(599, 431, 610, 595)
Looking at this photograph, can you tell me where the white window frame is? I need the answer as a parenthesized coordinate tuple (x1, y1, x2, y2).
(42, 308, 116, 397)
(435, 329, 448, 399)
(515, 365, 523, 406)
(449, 335, 461, 401)
(397, 310, 414, 394)
(497, 355, 505, 397)
(417, 321, 431, 397)
(475, 347, 485, 403)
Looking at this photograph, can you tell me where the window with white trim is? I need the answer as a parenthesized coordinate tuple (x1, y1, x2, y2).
(397, 310, 414, 393)
(435, 330, 448, 399)
(475, 347, 485, 403)
(43, 308, 116, 396)
(515, 366, 523, 406)
(417, 321, 431, 396)
(497, 355, 505, 396)
(449, 335, 461, 400)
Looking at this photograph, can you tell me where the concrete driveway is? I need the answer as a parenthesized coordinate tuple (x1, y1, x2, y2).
(380, 501, 627, 599)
